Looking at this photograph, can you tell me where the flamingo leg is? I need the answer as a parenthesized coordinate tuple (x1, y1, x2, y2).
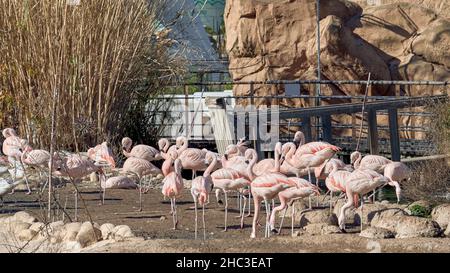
(360, 196, 364, 232)
(240, 195, 247, 229)
(223, 190, 228, 232)
(265, 200, 271, 238)
(251, 195, 261, 238)
(74, 189, 78, 222)
(330, 191, 333, 213)
(194, 198, 198, 239)
(19, 160, 31, 195)
(138, 175, 143, 212)
(202, 204, 206, 240)
(278, 206, 288, 235)
(102, 185, 106, 205)
(338, 192, 354, 231)
(170, 198, 176, 230)
(246, 189, 252, 217)
(291, 202, 296, 236)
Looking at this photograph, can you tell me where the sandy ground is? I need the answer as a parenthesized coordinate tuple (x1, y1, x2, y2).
(1, 182, 449, 253)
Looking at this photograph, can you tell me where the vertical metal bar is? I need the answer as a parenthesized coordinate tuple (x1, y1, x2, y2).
(184, 84, 189, 138)
(322, 115, 332, 143)
(302, 117, 313, 143)
(367, 109, 379, 155)
(316, 0, 321, 141)
(388, 108, 401, 161)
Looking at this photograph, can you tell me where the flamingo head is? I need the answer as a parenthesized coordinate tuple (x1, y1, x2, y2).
(224, 144, 238, 160)
(350, 151, 361, 164)
(158, 138, 169, 151)
(204, 152, 216, 166)
(293, 131, 305, 146)
(168, 150, 178, 161)
(175, 136, 186, 149)
(2, 128, 11, 138)
(121, 137, 132, 152)
(244, 148, 257, 163)
(90, 142, 116, 169)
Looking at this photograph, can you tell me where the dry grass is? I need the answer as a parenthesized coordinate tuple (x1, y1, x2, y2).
(403, 100, 450, 203)
(0, 0, 185, 151)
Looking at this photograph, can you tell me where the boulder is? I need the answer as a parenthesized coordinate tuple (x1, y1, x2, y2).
(3, 221, 31, 234)
(445, 223, 450, 237)
(359, 227, 395, 239)
(371, 213, 441, 238)
(112, 225, 135, 240)
(17, 229, 38, 241)
(100, 223, 115, 240)
(303, 223, 342, 235)
(75, 222, 102, 247)
(298, 209, 338, 227)
(64, 222, 82, 234)
(63, 231, 79, 242)
(225, 0, 450, 138)
(431, 204, 450, 230)
(11, 211, 37, 224)
(405, 200, 433, 216)
(49, 221, 65, 232)
(29, 222, 45, 233)
(334, 200, 406, 226)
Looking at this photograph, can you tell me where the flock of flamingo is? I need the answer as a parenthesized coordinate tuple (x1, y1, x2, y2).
(0, 127, 412, 239)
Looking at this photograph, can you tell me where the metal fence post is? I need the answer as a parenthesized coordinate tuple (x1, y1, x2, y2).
(388, 107, 401, 161)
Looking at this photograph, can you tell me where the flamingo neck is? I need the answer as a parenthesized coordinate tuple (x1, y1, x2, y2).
(354, 153, 362, 169)
(204, 157, 217, 177)
(274, 146, 281, 173)
(161, 158, 173, 176)
(247, 150, 258, 180)
(177, 137, 188, 154)
(122, 149, 131, 158)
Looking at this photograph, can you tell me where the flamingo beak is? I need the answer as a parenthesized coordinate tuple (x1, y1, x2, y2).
(104, 155, 116, 169)
(224, 154, 228, 160)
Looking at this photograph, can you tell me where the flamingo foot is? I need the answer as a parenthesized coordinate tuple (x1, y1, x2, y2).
(250, 233, 256, 238)
(26, 191, 32, 195)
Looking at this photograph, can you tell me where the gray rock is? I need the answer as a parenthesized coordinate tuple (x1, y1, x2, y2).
(303, 223, 342, 235)
(64, 222, 82, 233)
(112, 225, 134, 240)
(359, 227, 395, 239)
(76, 222, 102, 247)
(12, 211, 37, 224)
(371, 213, 441, 238)
(298, 209, 338, 227)
(100, 223, 115, 240)
(431, 204, 450, 230)
(445, 223, 450, 237)
(18, 229, 38, 241)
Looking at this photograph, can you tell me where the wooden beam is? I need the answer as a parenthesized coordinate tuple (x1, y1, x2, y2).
(388, 108, 401, 161)
(367, 109, 379, 155)
(322, 115, 332, 143)
(302, 117, 313, 142)
(275, 95, 447, 119)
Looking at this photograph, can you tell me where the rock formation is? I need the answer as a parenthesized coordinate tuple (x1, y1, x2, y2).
(225, 0, 449, 101)
(225, 0, 449, 137)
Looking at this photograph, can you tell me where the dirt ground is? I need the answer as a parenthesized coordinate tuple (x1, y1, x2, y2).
(1, 182, 450, 253)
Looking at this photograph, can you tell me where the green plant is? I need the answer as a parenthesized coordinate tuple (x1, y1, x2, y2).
(408, 204, 431, 218)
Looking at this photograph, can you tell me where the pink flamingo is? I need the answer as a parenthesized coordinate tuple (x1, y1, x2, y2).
(122, 157, 162, 211)
(102, 176, 137, 190)
(351, 151, 392, 173)
(52, 153, 107, 220)
(287, 132, 341, 205)
(211, 149, 256, 231)
(324, 168, 352, 212)
(191, 151, 216, 239)
(338, 169, 390, 232)
(87, 142, 116, 168)
(122, 137, 162, 162)
(383, 162, 411, 203)
(250, 142, 297, 238)
(158, 138, 178, 160)
(2, 128, 32, 194)
(351, 151, 407, 202)
(175, 136, 207, 179)
(269, 177, 320, 235)
(21, 148, 50, 192)
(162, 158, 184, 230)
